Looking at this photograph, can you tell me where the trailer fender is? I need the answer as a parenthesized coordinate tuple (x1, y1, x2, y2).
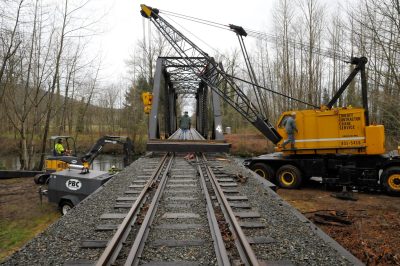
(59, 195, 80, 206)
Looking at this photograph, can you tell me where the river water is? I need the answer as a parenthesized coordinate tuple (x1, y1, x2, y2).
(0, 154, 127, 171)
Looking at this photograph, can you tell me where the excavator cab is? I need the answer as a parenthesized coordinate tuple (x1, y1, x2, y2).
(50, 136, 77, 157)
(45, 136, 86, 175)
(34, 136, 85, 184)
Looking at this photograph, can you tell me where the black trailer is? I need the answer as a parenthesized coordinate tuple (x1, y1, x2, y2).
(44, 168, 113, 214)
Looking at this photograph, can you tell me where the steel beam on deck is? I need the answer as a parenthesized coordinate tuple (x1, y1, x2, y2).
(208, 63, 224, 141)
(195, 81, 209, 138)
(164, 76, 177, 138)
(211, 89, 224, 140)
(149, 58, 165, 139)
(146, 140, 231, 153)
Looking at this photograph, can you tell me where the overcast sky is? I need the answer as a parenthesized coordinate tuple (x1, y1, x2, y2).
(90, 0, 277, 83)
(88, 0, 342, 86)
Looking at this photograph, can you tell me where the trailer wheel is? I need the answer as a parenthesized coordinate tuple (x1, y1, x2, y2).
(60, 200, 74, 215)
(250, 163, 275, 181)
(276, 164, 302, 189)
(34, 174, 49, 185)
(382, 167, 400, 195)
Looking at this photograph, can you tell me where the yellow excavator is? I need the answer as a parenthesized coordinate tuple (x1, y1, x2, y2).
(34, 135, 134, 184)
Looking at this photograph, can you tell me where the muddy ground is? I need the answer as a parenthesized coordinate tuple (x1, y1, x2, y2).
(1, 177, 399, 265)
(278, 181, 400, 265)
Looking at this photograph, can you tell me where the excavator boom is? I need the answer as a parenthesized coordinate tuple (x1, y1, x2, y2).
(82, 136, 134, 167)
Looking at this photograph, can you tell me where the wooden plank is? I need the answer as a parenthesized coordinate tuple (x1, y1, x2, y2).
(162, 212, 200, 219)
(142, 262, 199, 266)
(152, 239, 205, 247)
(154, 224, 204, 230)
(167, 197, 197, 201)
(247, 236, 276, 244)
(100, 213, 127, 219)
(234, 211, 261, 218)
(226, 195, 248, 201)
(114, 203, 134, 208)
(219, 183, 237, 187)
(229, 202, 251, 209)
(116, 197, 137, 201)
(80, 240, 108, 248)
(239, 222, 265, 229)
(95, 224, 119, 231)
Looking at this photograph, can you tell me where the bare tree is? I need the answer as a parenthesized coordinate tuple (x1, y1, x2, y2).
(0, 0, 23, 101)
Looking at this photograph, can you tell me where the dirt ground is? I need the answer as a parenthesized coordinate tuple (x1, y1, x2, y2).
(224, 133, 274, 156)
(277, 181, 400, 266)
(0, 177, 60, 261)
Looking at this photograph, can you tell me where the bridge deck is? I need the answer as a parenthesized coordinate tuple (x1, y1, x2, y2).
(169, 128, 205, 140)
(146, 128, 231, 153)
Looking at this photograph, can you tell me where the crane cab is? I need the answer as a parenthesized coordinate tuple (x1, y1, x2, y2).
(276, 107, 385, 155)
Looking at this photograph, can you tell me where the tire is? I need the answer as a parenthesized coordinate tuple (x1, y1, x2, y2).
(34, 174, 49, 185)
(250, 163, 275, 181)
(276, 164, 302, 189)
(382, 167, 400, 195)
(60, 201, 74, 215)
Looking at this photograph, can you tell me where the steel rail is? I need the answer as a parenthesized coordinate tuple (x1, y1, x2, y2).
(96, 153, 169, 266)
(201, 154, 260, 266)
(188, 128, 194, 140)
(195, 155, 231, 265)
(192, 128, 205, 140)
(168, 128, 181, 139)
(124, 154, 175, 266)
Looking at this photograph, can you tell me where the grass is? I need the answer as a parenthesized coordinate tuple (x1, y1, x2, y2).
(0, 177, 60, 262)
(0, 213, 59, 261)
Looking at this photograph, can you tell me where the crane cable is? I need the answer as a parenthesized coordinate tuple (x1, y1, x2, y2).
(159, 9, 350, 62)
(159, 9, 319, 108)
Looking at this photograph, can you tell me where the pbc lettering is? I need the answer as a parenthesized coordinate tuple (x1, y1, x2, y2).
(66, 179, 82, 190)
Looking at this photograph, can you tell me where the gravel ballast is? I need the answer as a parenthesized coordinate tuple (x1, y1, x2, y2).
(2, 155, 163, 265)
(2, 153, 362, 265)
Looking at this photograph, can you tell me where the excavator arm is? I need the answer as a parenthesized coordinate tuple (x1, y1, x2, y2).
(140, 4, 282, 144)
(81, 136, 134, 167)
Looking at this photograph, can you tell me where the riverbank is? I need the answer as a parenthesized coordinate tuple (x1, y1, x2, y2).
(0, 133, 144, 170)
(0, 132, 270, 170)
(0, 134, 142, 157)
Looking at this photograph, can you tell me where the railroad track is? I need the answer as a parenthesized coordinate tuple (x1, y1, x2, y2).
(4, 152, 360, 266)
(169, 128, 205, 140)
(74, 152, 272, 266)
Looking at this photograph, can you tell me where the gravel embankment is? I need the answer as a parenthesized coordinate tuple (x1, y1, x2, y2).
(209, 154, 363, 266)
(2, 153, 362, 266)
(2, 155, 163, 265)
